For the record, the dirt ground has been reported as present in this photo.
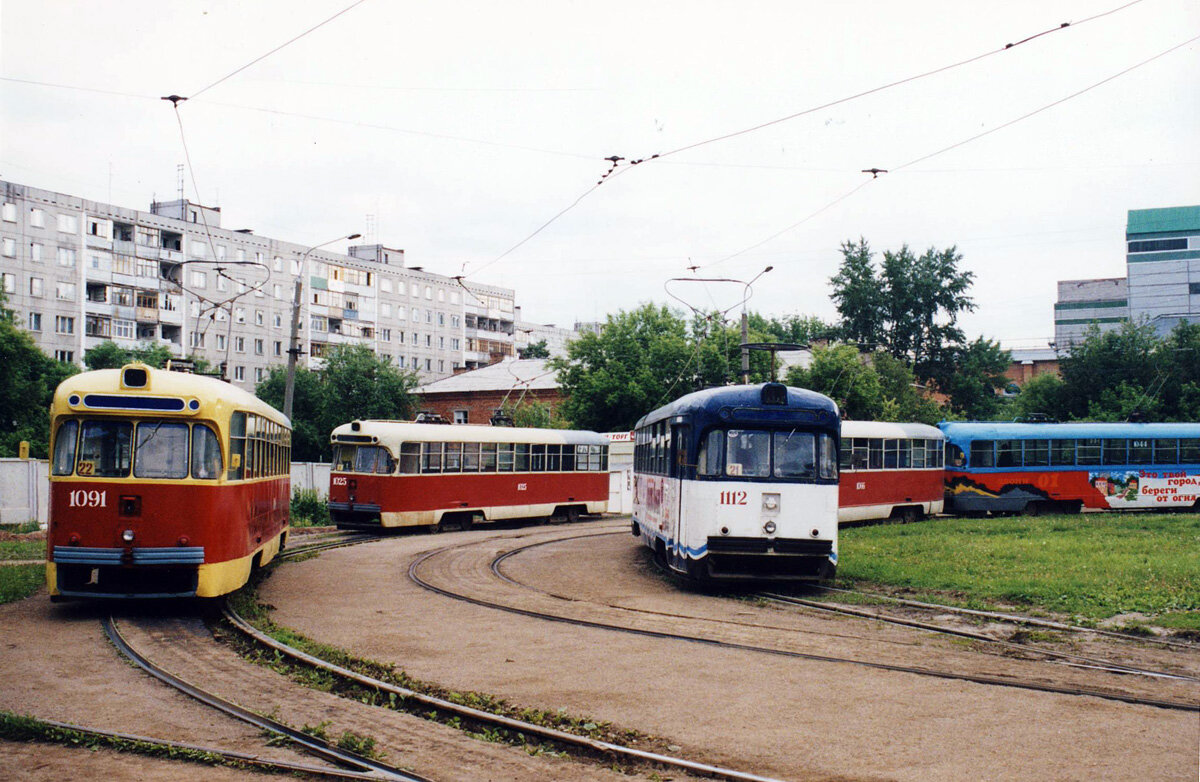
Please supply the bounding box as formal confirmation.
[3,518,1198,781]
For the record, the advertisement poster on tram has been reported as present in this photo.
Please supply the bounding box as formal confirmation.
[1089,470,1200,508]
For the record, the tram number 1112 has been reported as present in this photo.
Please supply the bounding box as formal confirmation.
[719,490,748,506]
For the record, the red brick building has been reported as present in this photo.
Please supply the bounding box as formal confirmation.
[1003,348,1061,388]
[414,358,564,424]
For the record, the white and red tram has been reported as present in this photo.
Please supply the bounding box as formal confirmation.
[328,420,609,531]
[837,420,944,524]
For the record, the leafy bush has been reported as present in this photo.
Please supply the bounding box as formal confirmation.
[290,488,330,527]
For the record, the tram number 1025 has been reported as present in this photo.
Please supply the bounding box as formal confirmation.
[718,490,748,506]
[68,489,108,508]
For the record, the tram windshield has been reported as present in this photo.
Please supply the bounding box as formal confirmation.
[701,428,836,480]
[332,444,395,474]
[52,418,224,480]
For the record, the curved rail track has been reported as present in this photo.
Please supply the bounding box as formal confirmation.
[408,526,1199,713]
[102,614,434,782]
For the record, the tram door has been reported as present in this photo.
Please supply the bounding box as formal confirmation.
[669,423,690,564]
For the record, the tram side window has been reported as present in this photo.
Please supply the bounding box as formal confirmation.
[1181,439,1200,463]
[51,420,79,476]
[229,412,246,480]
[482,442,498,471]
[1051,439,1075,466]
[547,444,561,472]
[1025,439,1049,467]
[530,443,546,471]
[515,443,530,471]
[1153,439,1178,465]
[334,445,356,471]
[868,438,883,470]
[462,442,481,472]
[882,439,898,468]
[422,442,443,473]
[946,443,965,468]
[1128,439,1152,465]
[244,414,258,479]
[1102,439,1127,466]
[726,430,770,477]
[398,442,421,473]
[838,437,854,470]
[444,442,462,473]
[969,441,994,468]
[996,440,1020,468]
[498,443,515,472]
[931,441,943,468]
[911,439,926,468]
[853,439,870,469]
[78,420,133,477]
[191,424,223,479]
[1076,438,1101,465]
[134,421,189,479]
[697,429,723,476]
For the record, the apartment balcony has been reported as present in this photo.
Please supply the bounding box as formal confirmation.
[85,234,112,250]
[135,306,159,323]
[159,248,183,263]
[84,300,115,317]
[113,239,135,256]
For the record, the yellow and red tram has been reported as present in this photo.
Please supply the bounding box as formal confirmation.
[46,363,291,599]
[328,420,609,531]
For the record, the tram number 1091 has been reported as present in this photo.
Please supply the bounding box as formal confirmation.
[68,490,108,508]
[718,490,748,506]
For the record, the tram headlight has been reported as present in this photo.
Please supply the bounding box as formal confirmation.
[121,529,135,544]
[763,520,777,535]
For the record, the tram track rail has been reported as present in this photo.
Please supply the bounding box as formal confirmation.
[102,614,433,782]
[423,528,1200,713]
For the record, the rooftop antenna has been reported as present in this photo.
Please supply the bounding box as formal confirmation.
[366,213,376,245]
[177,163,185,200]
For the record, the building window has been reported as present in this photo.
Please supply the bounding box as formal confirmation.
[88,254,102,269]
[273,283,282,299]
[57,214,78,234]
[190,332,205,348]
[452,338,460,350]
[438,336,445,349]
[425,310,432,323]
[235,336,245,353]
[113,255,134,275]
[233,365,244,381]
[397,356,405,368]
[424,286,432,300]
[55,282,76,300]
[29,277,43,297]
[1,203,15,222]
[425,334,432,347]
[234,307,245,324]
[30,243,43,262]
[311,317,326,332]
[255,310,264,326]
[1128,238,1187,253]
[88,219,108,237]
[28,312,42,331]
[255,367,264,382]
[137,258,157,277]
[424,358,432,370]
[274,340,282,356]
[381,303,391,318]
[216,244,226,260]
[190,271,207,288]
[54,350,74,363]
[1,238,15,257]
[454,410,468,424]
[29,208,45,228]
[111,287,133,306]
[114,319,134,339]
[254,338,264,355]
[55,315,75,334]
[438,360,445,372]
[57,247,76,267]
[1,273,14,294]
[274,256,282,271]
[381,328,391,342]
[135,226,157,246]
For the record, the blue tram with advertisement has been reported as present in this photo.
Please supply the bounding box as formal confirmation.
[940,421,1200,515]
[632,383,840,581]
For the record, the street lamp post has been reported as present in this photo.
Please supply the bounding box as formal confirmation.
[739,266,773,384]
[283,233,361,419]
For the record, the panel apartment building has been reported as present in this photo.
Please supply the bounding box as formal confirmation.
[1054,205,1200,347]
[0,180,521,391]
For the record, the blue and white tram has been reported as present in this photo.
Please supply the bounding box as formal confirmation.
[632,383,840,581]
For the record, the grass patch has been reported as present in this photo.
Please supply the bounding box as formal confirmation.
[0,540,44,561]
[0,711,249,772]
[0,521,41,534]
[837,513,1200,624]
[0,564,43,604]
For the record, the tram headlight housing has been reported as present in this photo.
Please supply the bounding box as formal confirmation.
[762,493,780,512]
[121,529,135,544]
[763,520,777,535]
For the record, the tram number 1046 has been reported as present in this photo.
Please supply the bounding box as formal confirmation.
[68,490,108,508]
[718,490,748,506]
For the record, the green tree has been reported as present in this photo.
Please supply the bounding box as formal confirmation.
[255,345,418,461]
[870,352,944,425]
[786,344,883,420]
[83,340,174,370]
[500,398,567,429]
[1008,372,1068,421]
[518,340,550,359]
[935,338,1011,419]
[0,294,79,457]
[256,365,328,461]
[829,238,882,347]
[750,312,838,345]
[1058,321,1159,420]
[553,304,693,431]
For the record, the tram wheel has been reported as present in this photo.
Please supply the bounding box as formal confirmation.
[1024,501,1043,517]
[896,506,920,524]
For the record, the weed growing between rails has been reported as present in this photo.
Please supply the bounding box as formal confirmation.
[219,561,669,767]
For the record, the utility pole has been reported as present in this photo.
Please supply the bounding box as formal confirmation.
[740,310,750,385]
[283,232,361,419]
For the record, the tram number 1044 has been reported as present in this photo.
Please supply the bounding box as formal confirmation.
[718,490,748,506]
[68,490,108,508]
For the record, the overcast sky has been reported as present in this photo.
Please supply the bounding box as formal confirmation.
[2,0,1197,347]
